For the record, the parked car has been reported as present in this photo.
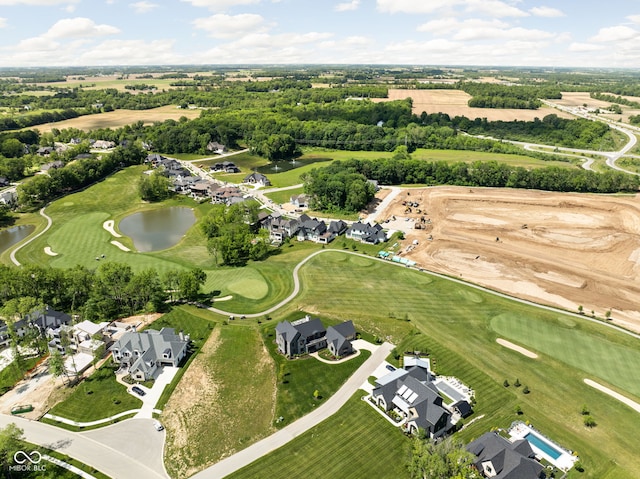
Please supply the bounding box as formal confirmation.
[385,364,396,371]
[132,386,146,396]
[154,421,164,431]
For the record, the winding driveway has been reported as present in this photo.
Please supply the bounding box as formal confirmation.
[10,207,52,266]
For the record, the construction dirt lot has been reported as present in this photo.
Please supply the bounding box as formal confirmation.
[368,186,640,334]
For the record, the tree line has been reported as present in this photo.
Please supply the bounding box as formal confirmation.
[460,82,562,109]
[0,261,207,321]
[303,157,639,212]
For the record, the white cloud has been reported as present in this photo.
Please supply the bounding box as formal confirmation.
[627,14,640,24]
[193,13,266,38]
[418,18,508,35]
[130,1,158,13]
[529,6,564,18]
[44,18,120,39]
[463,0,528,18]
[418,18,551,42]
[78,39,181,65]
[569,43,605,53]
[344,35,370,45]
[180,0,260,9]
[590,25,639,42]
[335,0,359,12]
[377,0,527,17]
[0,18,6,28]
[0,0,78,4]
[377,0,456,14]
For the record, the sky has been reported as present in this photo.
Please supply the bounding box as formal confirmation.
[0,0,640,68]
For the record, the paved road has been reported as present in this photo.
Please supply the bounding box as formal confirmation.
[0,414,166,479]
[10,206,52,266]
[191,341,394,479]
[365,186,402,223]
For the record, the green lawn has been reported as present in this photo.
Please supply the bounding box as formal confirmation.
[281,250,640,478]
[46,360,142,423]
[264,186,304,205]
[228,393,410,479]
[261,311,371,428]
[0,356,42,394]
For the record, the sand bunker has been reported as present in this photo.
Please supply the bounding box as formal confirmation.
[103,220,122,238]
[110,240,130,252]
[44,246,58,256]
[584,379,640,414]
[213,295,233,302]
[496,339,538,359]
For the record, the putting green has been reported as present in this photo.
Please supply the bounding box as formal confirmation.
[227,277,269,300]
[491,313,640,398]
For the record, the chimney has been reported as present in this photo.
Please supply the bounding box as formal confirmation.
[179,330,184,341]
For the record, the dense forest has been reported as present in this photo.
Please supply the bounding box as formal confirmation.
[460,83,562,109]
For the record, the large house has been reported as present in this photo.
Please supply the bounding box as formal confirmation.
[275,316,356,358]
[326,320,357,357]
[371,362,451,438]
[243,172,271,187]
[346,221,386,244]
[110,328,190,381]
[296,214,329,243]
[467,432,545,479]
[210,161,239,173]
[206,141,227,154]
[0,306,73,348]
[262,213,300,243]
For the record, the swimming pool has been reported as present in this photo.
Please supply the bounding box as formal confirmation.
[525,431,562,460]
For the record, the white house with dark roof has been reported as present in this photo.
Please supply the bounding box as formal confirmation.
[243,172,271,187]
[110,327,190,381]
[466,432,545,479]
[346,221,386,244]
[275,316,357,358]
[371,361,451,438]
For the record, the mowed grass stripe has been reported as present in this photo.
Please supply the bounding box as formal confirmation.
[491,314,640,398]
[228,394,408,479]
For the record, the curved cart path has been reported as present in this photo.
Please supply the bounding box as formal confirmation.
[10,207,52,266]
[207,249,640,341]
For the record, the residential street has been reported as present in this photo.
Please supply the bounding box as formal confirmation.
[0,414,167,479]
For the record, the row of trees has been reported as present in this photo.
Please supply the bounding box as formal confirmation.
[461,82,562,109]
[17,143,146,207]
[0,262,207,321]
[200,203,271,266]
[304,158,639,209]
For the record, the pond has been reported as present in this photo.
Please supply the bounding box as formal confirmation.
[0,225,35,255]
[256,157,332,174]
[119,207,196,252]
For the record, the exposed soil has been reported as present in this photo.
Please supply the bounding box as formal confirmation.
[375,186,640,333]
[373,89,574,121]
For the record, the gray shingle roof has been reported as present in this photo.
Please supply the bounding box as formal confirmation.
[467,432,544,479]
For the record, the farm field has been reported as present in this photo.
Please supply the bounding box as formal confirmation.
[551,91,640,124]
[31,105,201,133]
[369,185,640,333]
[374,89,575,121]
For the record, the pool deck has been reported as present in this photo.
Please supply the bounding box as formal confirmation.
[508,421,577,471]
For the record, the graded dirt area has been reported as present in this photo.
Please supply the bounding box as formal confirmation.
[371,186,640,333]
[33,105,201,133]
[374,89,574,121]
